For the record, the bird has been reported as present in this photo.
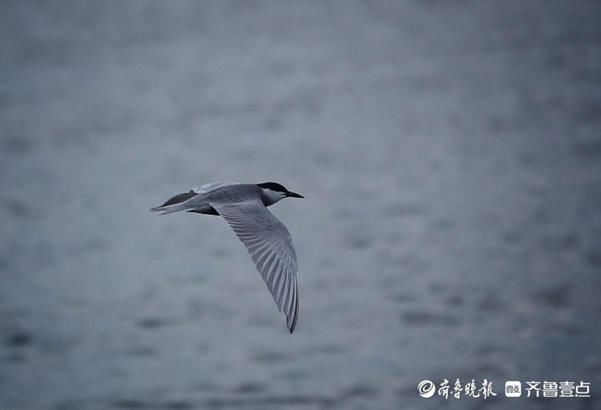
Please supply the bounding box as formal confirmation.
[151,182,304,333]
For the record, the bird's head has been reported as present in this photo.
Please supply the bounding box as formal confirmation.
[258,182,304,206]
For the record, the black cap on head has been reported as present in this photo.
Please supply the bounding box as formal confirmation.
[258,182,288,192]
[258,182,304,198]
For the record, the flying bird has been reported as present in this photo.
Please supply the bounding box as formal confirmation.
[151,182,304,333]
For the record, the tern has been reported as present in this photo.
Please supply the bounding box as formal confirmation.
[151,182,304,333]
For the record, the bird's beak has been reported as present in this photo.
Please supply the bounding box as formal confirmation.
[286,191,304,198]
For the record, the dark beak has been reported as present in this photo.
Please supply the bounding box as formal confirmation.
[286,191,304,198]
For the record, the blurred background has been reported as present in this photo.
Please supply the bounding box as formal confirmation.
[1,1,600,409]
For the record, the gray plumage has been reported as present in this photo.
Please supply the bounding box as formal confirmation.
[151,182,303,333]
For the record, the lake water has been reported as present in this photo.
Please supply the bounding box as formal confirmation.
[1,1,600,409]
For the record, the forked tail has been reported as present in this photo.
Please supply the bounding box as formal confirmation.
[150,202,189,215]
[151,190,200,215]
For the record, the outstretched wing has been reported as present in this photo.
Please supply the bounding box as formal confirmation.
[157,190,198,207]
[209,199,299,333]
[158,182,241,207]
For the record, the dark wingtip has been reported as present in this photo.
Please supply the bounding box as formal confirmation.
[151,190,198,214]
[160,191,198,207]
[287,292,299,334]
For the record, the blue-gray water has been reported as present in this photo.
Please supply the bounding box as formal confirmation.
[1,1,600,409]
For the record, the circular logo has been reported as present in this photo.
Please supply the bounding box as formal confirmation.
[417,379,436,398]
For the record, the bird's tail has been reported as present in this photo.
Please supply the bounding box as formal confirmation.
[150,202,189,215]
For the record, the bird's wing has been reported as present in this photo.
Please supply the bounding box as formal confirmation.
[156,190,198,207]
[194,181,240,195]
[209,198,299,333]
[153,182,237,209]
